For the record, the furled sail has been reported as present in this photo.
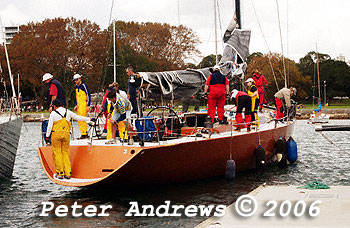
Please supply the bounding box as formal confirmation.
[140,16,251,100]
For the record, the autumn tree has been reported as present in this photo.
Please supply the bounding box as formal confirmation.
[114,21,200,70]
[6,17,107,106]
[246,53,312,101]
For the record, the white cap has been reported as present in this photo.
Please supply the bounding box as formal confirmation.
[42,73,53,82]
[213,65,220,70]
[231,89,239,99]
[245,78,254,83]
[73,74,81,80]
[291,87,297,95]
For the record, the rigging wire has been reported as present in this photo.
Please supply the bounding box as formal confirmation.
[286,0,290,86]
[249,0,280,90]
[275,0,288,88]
[177,0,181,25]
[98,0,115,92]
[216,0,224,50]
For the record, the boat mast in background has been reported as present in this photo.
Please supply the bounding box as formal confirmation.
[316,43,321,104]
[0,15,19,111]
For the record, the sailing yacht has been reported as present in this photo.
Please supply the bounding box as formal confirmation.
[309,47,330,124]
[38,0,295,187]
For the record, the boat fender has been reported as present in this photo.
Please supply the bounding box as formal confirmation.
[286,136,297,164]
[275,136,287,168]
[255,145,266,174]
[225,159,236,180]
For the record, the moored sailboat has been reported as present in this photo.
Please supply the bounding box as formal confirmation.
[38,0,296,187]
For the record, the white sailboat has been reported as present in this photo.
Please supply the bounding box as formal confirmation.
[0,16,23,178]
[309,46,329,124]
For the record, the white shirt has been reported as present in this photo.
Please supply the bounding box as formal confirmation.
[46,107,90,137]
[118,90,127,99]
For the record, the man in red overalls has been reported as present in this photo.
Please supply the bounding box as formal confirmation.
[204,65,229,124]
[231,89,252,131]
[252,69,268,112]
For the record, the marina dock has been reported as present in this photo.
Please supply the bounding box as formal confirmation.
[196,185,350,228]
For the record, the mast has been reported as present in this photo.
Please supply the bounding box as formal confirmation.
[235,0,242,28]
[214,0,218,64]
[316,44,321,103]
[0,15,18,110]
[113,20,116,83]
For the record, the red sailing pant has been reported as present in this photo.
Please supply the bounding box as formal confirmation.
[208,91,226,122]
[236,95,252,128]
[257,87,265,110]
[275,97,284,120]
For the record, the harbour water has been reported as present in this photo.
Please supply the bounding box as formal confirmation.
[1,120,349,228]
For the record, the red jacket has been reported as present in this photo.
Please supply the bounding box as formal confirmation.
[252,73,268,93]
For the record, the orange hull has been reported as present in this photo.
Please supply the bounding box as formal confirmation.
[38,122,294,187]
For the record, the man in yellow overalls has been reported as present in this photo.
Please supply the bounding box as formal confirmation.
[73,74,91,139]
[246,78,260,127]
[45,99,91,179]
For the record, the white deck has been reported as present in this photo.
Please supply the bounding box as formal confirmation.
[69,119,289,148]
[196,185,350,228]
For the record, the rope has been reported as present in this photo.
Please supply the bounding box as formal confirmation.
[250,0,280,91]
[275,0,288,88]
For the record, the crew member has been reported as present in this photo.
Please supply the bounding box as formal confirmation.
[42,73,66,113]
[126,65,142,117]
[45,99,93,180]
[274,87,297,120]
[231,89,252,131]
[103,82,128,139]
[252,70,268,112]
[204,65,229,124]
[73,74,91,139]
[246,78,259,127]
[105,91,133,144]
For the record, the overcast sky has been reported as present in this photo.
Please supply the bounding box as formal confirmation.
[1,0,350,64]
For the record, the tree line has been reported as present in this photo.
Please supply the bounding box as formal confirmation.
[0,17,349,107]
[0,17,199,106]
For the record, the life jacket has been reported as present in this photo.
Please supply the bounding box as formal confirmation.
[209,71,226,85]
[247,85,259,99]
[252,74,265,88]
[52,109,71,133]
[47,79,66,108]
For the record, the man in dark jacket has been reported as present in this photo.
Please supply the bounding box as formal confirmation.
[125,65,142,117]
[42,73,66,113]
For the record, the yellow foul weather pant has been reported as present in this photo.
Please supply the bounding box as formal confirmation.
[51,116,72,177]
[76,87,88,136]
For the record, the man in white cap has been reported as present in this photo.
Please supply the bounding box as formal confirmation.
[42,73,66,113]
[274,87,297,120]
[73,74,91,139]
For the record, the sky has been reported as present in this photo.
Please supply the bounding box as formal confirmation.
[1,0,350,64]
